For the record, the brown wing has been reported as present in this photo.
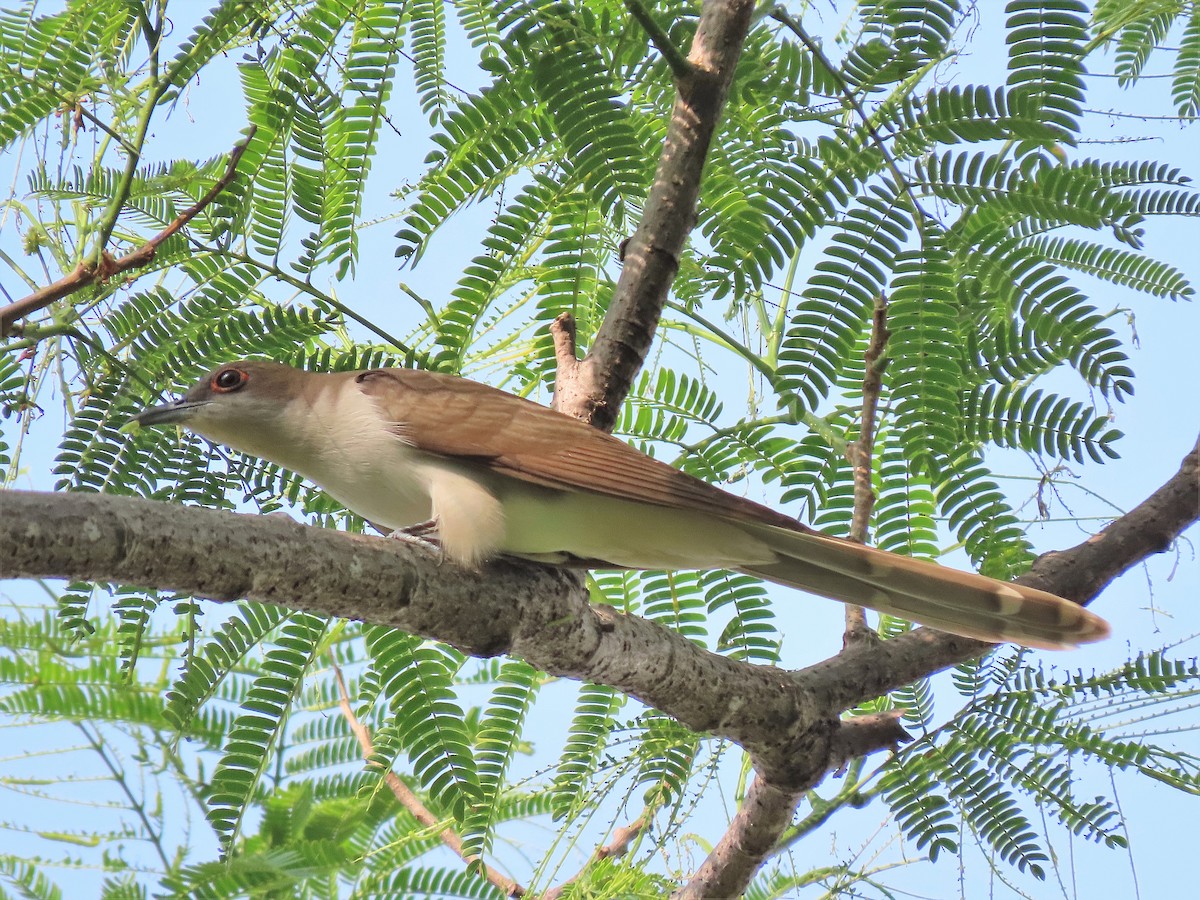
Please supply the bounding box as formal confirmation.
[355,368,804,531]
[355,368,1111,649]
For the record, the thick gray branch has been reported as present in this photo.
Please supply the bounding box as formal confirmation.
[0,490,822,775]
[675,713,908,900]
[675,777,803,900]
[2,437,1195,899]
[4,435,1196,772]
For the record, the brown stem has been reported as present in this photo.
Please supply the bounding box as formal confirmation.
[676,712,908,899]
[543,814,648,900]
[549,312,581,413]
[0,128,256,338]
[553,0,756,431]
[844,294,891,644]
[673,777,802,900]
[331,659,524,897]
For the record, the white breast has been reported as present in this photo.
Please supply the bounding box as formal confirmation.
[290,381,434,530]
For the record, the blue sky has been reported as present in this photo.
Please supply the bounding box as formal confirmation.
[1,3,1198,897]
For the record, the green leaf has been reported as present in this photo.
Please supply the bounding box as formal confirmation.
[364,626,480,822]
[205,613,331,853]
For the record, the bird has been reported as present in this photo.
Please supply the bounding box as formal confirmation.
[133,360,1110,650]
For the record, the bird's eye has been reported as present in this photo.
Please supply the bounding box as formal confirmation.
[211,368,248,393]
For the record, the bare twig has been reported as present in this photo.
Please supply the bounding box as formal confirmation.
[550,312,582,413]
[844,294,891,643]
[0,128,256,338]
[331,659,525,898]
[827,711,910,768]
[623,0,692,79]
[544,814,648,900]
[54,98,137,154]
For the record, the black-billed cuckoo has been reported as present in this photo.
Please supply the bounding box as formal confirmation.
[134,361,1109,650]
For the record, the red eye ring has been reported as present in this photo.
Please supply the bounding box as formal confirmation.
[211,368,248,393]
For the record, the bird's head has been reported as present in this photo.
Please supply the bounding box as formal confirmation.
[133,360,305,460]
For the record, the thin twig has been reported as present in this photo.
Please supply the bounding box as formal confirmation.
[770,7,932,223]
[844,294,891,643]
[331,659,525,897]
[53,97,138,154]
[623,0,692,79]
[550,312,581,413]
[0,128,256,337]
[543,814,648,900]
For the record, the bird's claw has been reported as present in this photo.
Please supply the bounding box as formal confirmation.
[387,520,444,565]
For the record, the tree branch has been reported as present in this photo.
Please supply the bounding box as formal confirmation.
[0,129,255,338]
[844,294,890,643]
[554,0,756,431]
[2,438,1195,762]
[674,776,802,900]
[801,433,1200,714]
[1,434,1196,897]
[0,489,822,775]
[677,713,908,898]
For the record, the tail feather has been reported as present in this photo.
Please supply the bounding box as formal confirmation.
[738,523,1110,650]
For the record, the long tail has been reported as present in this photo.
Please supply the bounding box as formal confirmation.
[736,523,1109,650]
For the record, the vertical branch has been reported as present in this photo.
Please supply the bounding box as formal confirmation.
[549,312,581,412]
[844,294,891,643]
[674,776,804,900]
[553,0,757,430]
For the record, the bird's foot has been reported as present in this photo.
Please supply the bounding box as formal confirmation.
[400,518,440,539]
[387,520,444,564]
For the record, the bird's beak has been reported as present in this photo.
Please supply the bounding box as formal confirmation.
[132,398,210,428]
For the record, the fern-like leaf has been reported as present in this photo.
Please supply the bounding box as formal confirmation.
[1005,0,1087,142]
[364,626,480,822]
[205,612,330,853]
[459,659,539,862]
[551,681,625,820]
